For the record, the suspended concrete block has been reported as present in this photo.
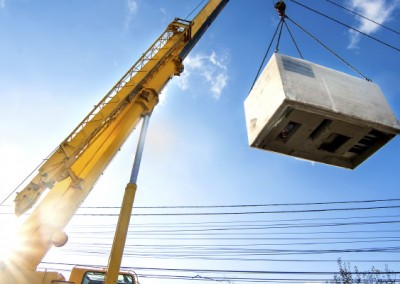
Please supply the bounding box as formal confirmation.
[244,53,400,169]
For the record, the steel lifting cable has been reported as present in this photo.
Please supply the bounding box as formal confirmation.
[251,0,372,89]
[250,17,285,91]
[185,0,207,20]
[285,15,371,81]
[275,18,285,53]
[252,0,400,88]
[0,145,61,207]
[250,1,305,91]
[283,20,303,59]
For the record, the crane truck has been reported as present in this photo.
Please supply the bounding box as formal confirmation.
[0,0,229,283]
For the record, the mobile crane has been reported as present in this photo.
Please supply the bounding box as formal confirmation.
[0,0,228,283]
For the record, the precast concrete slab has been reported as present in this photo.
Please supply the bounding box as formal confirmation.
[244,53,400,169]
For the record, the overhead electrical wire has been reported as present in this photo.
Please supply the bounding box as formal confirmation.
[38,263,400,276]
[66,220,400,233]
[288,0,400,53]
[71,213,400,225]
[37,262,400,284]
[42,258,400,266]
[41,221,400,283]
[42,255,400,266]
[63,204,400,216]
[252,0,400,85]
[70,197,400,209]
[43,207,400,268]
[67,216,400,232]
[66,234,400,241]
[53,247,400,257]
[324,0,400,36]
[62,240,400,253]
[4,4,400,283]
[53,215,400,260]
[4,202,400,216]
[39,260,400,284]
[44,201,399,275]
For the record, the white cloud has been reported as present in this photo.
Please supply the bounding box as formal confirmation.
[158,84,169,106]
[347,0,400,48]
[160,7,167,16]
[0,0,6,9]
[127,0,138,15]
[177,51,230,100]
[125,0,138,29]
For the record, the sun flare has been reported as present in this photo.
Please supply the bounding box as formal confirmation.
[0,215,23,263]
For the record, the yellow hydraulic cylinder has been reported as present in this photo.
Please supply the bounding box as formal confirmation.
[105,182,137,284]
[105,114,151,284]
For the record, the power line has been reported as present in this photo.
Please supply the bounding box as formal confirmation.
[324,0,400,36]
[65,213,400,228]
[2,198,400,210]
[288,0,400,53]
[43,253,400,264]
[39,263,400,284]
[38,262,400,276]
[54,248,400,259]
[64,242,400,251]
[78,198,400,209]
[66,235,400,241]
[62,204,400,216]
[37,263,400,284]
[66,219,400,233]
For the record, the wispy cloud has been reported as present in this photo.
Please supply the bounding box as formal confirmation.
[0,0,6,9]
[125,0,138,29]
[127,0,138,14]
[177,51,230,100]
[347,0,400,48]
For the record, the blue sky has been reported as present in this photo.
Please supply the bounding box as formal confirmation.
[0,0,400,283]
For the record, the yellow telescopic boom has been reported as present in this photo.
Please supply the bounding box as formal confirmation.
[0,0,228,283]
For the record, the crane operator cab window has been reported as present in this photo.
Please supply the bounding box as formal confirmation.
[82,271,134,284]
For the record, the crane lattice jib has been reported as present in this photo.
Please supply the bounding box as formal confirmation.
[65,19,191,147]
[14,19,191,216]
[62,19,191,161]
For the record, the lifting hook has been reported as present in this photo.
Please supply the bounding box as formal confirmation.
[274,0,286,18]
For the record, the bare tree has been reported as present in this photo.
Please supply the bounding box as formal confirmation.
[328,258,398,284]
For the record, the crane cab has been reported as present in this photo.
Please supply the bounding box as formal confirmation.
[68,266,137,284]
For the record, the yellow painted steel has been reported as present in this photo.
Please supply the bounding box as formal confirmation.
[68,266,137,284]
[0,0,228,283]
[0,270,66,284]
[104,183,137,284]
